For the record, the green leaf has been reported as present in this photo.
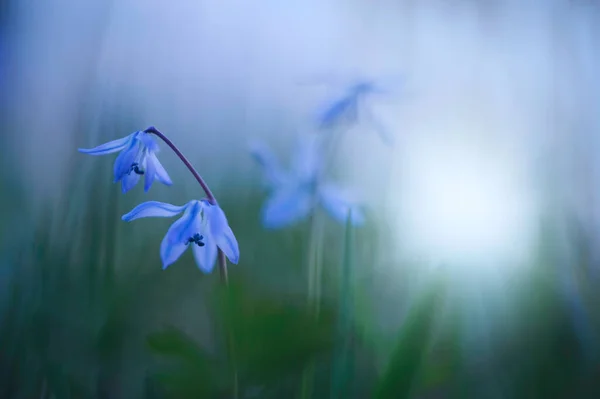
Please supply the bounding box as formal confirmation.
[147,327,217,368]
[374,275,447,399]
[330,210,356,399]
[213,280,337,385]
[151,367,224,399]
[146,327,225,397]
[416,305,463,397]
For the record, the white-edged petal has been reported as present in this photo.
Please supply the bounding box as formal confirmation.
[121,172,140,194]
[138,131,160,153]
[78,133,135,155]
[160,238,188,270]
[159,201,202,269]
[204,202,240,264]
[113,139,140,182]
[192,242,218,273]
[261,184,314,229]
[148,152,172,186]
[318,184,365,226]
[144,152,157,192]
[121,201,188,222]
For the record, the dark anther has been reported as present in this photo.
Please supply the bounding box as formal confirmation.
[185,233,205,247]
[128,162,145,175]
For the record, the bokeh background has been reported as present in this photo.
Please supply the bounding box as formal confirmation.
[2,0,600,398]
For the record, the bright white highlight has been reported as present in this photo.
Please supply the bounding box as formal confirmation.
[397,137,537,267]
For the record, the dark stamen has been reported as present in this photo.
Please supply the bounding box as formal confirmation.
[185,233,205,247]
[128,162,145,175]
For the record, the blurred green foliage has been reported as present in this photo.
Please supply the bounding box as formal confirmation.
[373,274,446,399]
[1,112,600,399]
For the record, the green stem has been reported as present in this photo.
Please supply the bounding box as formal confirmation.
[300,212,325,399]
[146,127,238,397]
[301,125,346,398]
[330,211,355,399]
[218,250,239,399]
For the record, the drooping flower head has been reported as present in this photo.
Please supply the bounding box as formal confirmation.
[122,200,239,273]
[250,135,365,229]
[79,131,172,193]
[316,78,396,145]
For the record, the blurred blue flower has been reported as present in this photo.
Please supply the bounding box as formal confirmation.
[317,80,395,145]
[248,141,290,190]
[122,200,239,273]
[78,131,172,193]
[250,136,365,229]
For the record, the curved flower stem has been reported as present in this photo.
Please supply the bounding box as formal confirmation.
[144,126,216,205]
[144,126,230,280]
[144,126,238,398]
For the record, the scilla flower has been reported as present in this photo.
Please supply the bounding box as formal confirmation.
[78,130,172,193]
[317,80,395,145]
[250,136,365,229]
[122,200,239,273]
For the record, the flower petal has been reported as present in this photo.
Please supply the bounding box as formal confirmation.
[204,202,240,264]
[148,152,172,186]
[160,237,188,270]
[318,95,358,130]
[318,184,365,226]
[138,131,160,153]
[292,134,322,183]
[261,184,314,229]
[249,140,289,189]
[192,242,218,273]
[122,201,188,222]
[121,172,140,194]
[144,153,156,192]
[78,133,135,155]
[159,201,202,269]
[113,138,140,182]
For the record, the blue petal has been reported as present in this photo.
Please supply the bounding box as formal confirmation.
[160,234,188,270]
[139,131,160,153]
[113,138,140,182]
[159,201,202,269]
[144,153,156,192]
[292,135,322,183]
[121,172,140,194]
[318,184,365,226]
[192,242,218,273]
[148,152,172,186]
[204,202,240,264]
[318,95,358,130]
[78,133,135,155]
[122,201,187,222]
[249,141,289,189]
[261,185,314,229]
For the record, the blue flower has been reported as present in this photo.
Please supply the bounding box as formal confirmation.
[78,131,172,193]
[317,80,394,145]
[248,140,290,190]
[121,200,239,273]
[251,136,365,229]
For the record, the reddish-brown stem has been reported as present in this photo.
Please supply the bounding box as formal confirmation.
[144,126,229,283]
[144,126,236,397]
[144,126,216,205]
